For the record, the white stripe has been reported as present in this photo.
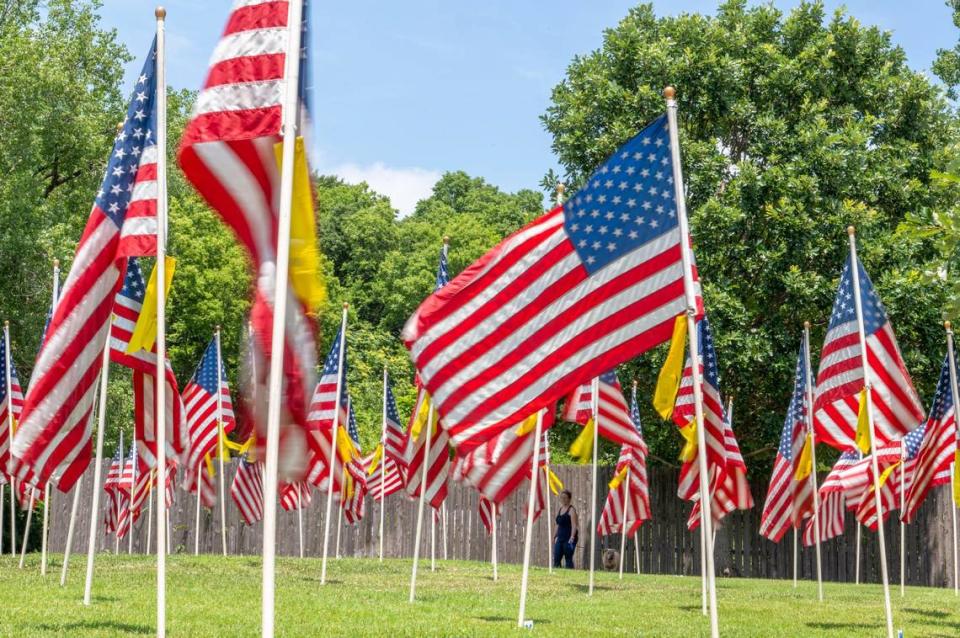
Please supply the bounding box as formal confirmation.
[194,80,283,116]
[130,180,157,203]
[209,27,287,66]
[119,216,157,239]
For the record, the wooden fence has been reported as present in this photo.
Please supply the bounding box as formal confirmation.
[40,461,959,587]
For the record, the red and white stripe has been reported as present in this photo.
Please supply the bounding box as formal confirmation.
[231,459,264,525]
[279,480,311,511]
[342,466,366,525]
[562,374,641,449]
[0,360,23,479]
[404,390,450,510]
[687,412,753,530]
[803,490,846,546]
[133,371,187,475]
[598,446,650,536]
[478,496,499,534]
[675,373,725,502]
[402,204,694,452]
[759,420,814,543]
[178,0,317,481]
[118,148,159,257]
[368,455,404,502]
[183,384,236,479]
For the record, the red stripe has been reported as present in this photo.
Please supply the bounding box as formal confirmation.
[222,1,288,36]
[206,54,285,89]
[180,108,282,148]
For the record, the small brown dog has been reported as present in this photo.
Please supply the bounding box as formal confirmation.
[602,549,619,571]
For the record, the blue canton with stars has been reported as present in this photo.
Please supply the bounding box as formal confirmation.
[322,327,349,408]
[828,256,889,336]
[563,115,678,274]
[907,353,956,460]
[697,316,721,391]
[347,397,360,446]
[385,375,401,427]
[435,246,449,291]
[95,39,157,229]
[0,334,18,402]
[190,337,225,396]
[629,381,643,437]
[118,258,146,305]
[777,336,809,461]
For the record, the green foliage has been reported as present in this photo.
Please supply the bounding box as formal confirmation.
[541,0,956,468]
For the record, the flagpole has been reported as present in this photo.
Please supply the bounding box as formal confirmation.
[491,505,499,581]
[260,0,305,630]
[215,327,227,556]
[4,322,16,557]
[0,482,4,556]
[115,431,124,555]
[18,490,35,568]
[619,468,632,579]
[128,455,136,555]
[665,86,719,638]
[847,226,894,638]
[320,304,348,584]
[408,393,433,603]
[635,530,641,574]
[792,528,798,588]
[588,376,599,596]
[37,259,61,577]
[900,439,906,598]
[430,506,436,571]
[442,501,448,561]
[335,481,343,559]
[146,477,154,554]
[295,483,303,558]
[194,461,202,555]
[802,322,824,601]
[517,409,544,627]
[82,344,111,605]
[544,433,554,574]
[944,321,960,596]
[855,521,862,585]
[379,367,388,562]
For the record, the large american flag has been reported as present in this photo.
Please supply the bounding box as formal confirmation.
[0,333,24,479]
[903,354,956,523]
[403,114,699,452]
[813,256,924,451]
[760,337,815,542]
[383,372,406,466]
[675,316,726,502]
[183,335,236,484]
[231,457,264,525]
[178,0,318,481]
[11,43,161,491]
[562,370,642,449]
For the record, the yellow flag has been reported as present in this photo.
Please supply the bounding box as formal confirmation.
[127,256,176,354]
[678,420,697,463]
[876,461,900,490]
[954,451,960,507]
[410,391,437,442]
[274,137,326,314]
[216,426,238,461]
[653,315,687,420]
[367,443,383,476]
[514,413,538,436]
[793,434,813,481]
[336,425,355,463]
[569,418,595,464]
[204,452,215,478]
[855,389,871,455]
[544,466,564,495]
[342,468,354,499]
[608,466,629,490]
[240,434,256,461]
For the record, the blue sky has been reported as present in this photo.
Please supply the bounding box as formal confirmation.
[103,1,956,214]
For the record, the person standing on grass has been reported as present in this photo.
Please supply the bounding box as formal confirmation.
[553,489,579,568]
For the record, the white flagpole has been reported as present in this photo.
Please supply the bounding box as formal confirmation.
[430,506,436,571]
[588,376,599,596]
[60,478,82,584]
[128,461,135,555]
[18,490,35,568]
[146,476,154,555]
[296,483,303,559]
[378,367,388,562]
[0,483,4,556]
[4,322,16,557]
[320,304,348,584]
[855,522,862,585]
[194,461,202,555]
[442,501,448,561]
[39,258,60,577]
[83,345,111,605]
[154,8,170,636]
[408,395,434,603]
[544,433,553,574]
[792,528,798,588]
[619,468,631,579]
[665,86,719,638]
[944,321,960,596]
[517,409,544,627]
[215,327,227,557]
[260,0,305,631]
[491,506,499,581]
[115,431,124,555]
[900,440,906,598]
[847,226,894,638]
[635,531,641,574]
[802,321,824,602]
[335,483,343,559]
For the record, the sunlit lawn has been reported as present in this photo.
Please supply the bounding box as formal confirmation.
[0,554,957,636]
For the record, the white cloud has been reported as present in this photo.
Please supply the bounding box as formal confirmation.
[329,162,441,217]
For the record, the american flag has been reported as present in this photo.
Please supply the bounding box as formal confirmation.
[903,354,956,523]
[598,445,651,537]
[305,328,348,495]
[368,454,404,502]
[562,370,642,449]
[403,388,451,510]
[12,43,161,492]
[802,451,865,545]
[183,335,236,483]
[760,337,815,542]
[856,423,928,531]
[342,402,367,525]
[382,372,406,466]
[0,333,24,479]
[403,114,699,453]
[231,457,264,525]
[478,496,499,535]
[675,316,727,502]
[178,0,318,481]
[279,480,311,512]
[116,444,138,537]
[103,443,125,534]
[813,256,924,451]
[687,405,753,530]
[189,461,217,510]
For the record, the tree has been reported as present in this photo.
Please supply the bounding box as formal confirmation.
[542,0,956,469]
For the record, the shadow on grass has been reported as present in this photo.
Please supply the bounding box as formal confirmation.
[475,616,551,625]
[568,583,614,593]
[904,608,951,619]
[807,622,882,631]
[33,621,151,634]
[678,605,703,613]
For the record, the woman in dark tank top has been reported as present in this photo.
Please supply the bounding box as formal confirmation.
[553,489,579,568]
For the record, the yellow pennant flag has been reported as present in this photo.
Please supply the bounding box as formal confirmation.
[367,443,384,476]
[336,425,355,464]
[410,392,434,442]
[793,434,813,481]
[653,315,688,420]
[342,468,354,499]
[855,389,871,455]
[514,413,538,436]
[569,417,595,464]
[954,451,960,507]
[273,137,326,314]
[240,434,256,461]
[216,426,238,461]
[204,452,215,478]
[876,461,900,490]
[127,256,176,354]
[608,466,629,490]
[678,420,698,463]
[544,466,564,495]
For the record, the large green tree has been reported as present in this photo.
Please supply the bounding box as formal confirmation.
[542,0,957,469]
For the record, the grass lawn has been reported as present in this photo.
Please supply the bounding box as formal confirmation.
[0,554,957,636]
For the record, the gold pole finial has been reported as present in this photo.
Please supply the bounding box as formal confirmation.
[803,320,811,329]
[155,6,166,18]
[847,225,856,236]
[342,302,349,310]
[443,236,450,245]
[946,320,953,331]
[663,86,676,99]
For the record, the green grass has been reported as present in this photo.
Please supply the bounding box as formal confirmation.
[0,554,957,636]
